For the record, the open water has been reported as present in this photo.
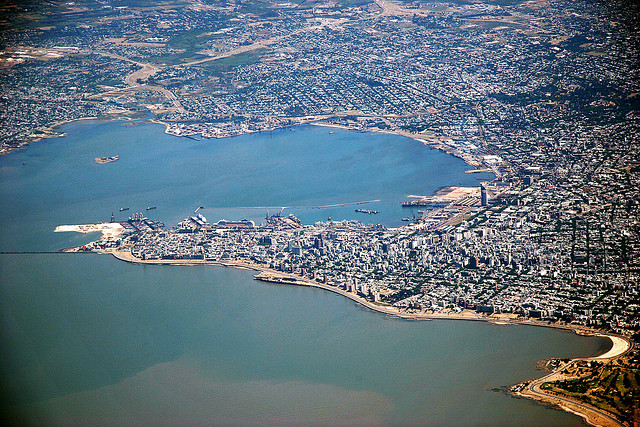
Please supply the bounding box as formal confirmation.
[0,120,607,425]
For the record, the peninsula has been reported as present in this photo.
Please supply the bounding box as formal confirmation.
[2,0,638,423]
[57,207,635,425]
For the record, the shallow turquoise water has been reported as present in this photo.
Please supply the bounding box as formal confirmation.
[0,121,604,425]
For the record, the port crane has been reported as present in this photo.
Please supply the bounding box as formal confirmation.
[194,199,380,214]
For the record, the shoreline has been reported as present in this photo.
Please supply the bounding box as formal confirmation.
[108,248,632,426]
[1,116,98,156]
[12,113,629,424]
[3,115,493,181]
[108,248,630,356]
[514,361,629,427]
[144,117,494,181]
[108,250,498,321]
[149,118,489,176]
[309,121,491,174]
[511,330,633,427]
[151,118,280,140]
[0,114,147,157]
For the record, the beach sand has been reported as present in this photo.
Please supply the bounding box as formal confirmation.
[591,335,631,360]
[55,223,125,240]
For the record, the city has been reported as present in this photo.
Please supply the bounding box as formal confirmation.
[2,0,639,424]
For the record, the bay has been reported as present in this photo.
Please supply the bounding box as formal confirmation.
[0,121,493,252]
[0,120,606,425]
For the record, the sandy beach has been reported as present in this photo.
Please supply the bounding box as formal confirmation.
[56,154,630,426]
[591,335,630,360]
[511,330,631,427]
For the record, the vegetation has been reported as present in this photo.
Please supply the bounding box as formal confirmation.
[542,355,640,424]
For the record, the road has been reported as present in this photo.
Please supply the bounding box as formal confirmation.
[178,18,348,67]
[520,334,633,427]
[86,50,186,113]
[526,364,625,427]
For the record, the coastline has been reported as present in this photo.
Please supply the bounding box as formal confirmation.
[0,116,99,156]
[0,114,149,157]
[3,114,492,181]
[151,118,277,140]
[108,248,630,354]
[514,362,629,427]
[511,330,633,427]
[109,249,505,322]
[106,248,632,426]
[12,113,629,424]
[309,121,490,173]
[106,116,491,177]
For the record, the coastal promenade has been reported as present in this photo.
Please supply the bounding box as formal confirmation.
[518,358,630,427]
[102,244,632,427]
[513,334,632,427]
[110,249,498,323]
[109,248,630,353]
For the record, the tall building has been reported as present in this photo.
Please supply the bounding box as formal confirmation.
[480,183,488,206]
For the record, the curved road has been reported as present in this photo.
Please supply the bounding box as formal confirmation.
[524,350,631,427]
[86,50,186,113]
[527,376,623,427]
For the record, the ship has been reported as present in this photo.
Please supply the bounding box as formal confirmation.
[355,209,379,214]
[146,206,157,210]
[94,155,119,165]
[119,207,130,212]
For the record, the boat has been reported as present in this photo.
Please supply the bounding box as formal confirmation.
[94,155,119,164]
[119,207,130,211]
[146,206,157,210]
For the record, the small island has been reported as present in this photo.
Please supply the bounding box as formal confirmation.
[94,155,119,164]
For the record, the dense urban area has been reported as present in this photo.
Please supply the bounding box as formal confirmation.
[5,0,636,330]
[2,0,640,423]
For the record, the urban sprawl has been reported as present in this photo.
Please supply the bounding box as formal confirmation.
[2,0,639,335]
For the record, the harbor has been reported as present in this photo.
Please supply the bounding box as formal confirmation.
[1,121,622,426]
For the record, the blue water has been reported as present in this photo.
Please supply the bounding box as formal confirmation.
[0,120,604,425]
[0,121,492,252]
